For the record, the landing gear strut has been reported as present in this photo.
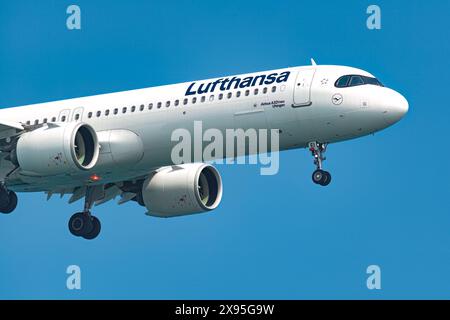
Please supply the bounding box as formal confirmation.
[309,141,332,186]
[0,184,18,214]
[68,186,101,240]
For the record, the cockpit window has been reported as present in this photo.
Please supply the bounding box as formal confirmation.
[335,75,384,88]
[349,76,364,86]
[362,76,383,86]
[335,75,350,88]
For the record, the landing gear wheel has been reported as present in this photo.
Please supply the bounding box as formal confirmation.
[0,191,18,214]
[322,171,332,186]
[68,186,103,239]
[312,170,332,186]
[68,212,93,237]
[312,169,324,185]
[82,216,101,240]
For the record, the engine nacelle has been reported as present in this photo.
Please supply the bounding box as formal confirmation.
[15,122,99,176]
[142,163,223,217]
[95,129,144,169]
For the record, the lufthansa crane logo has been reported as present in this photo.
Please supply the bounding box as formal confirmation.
[332,93,343,105]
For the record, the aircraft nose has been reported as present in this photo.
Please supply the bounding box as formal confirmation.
[383,90,409,125]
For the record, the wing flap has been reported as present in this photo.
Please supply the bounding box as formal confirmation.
[46,183,139,207]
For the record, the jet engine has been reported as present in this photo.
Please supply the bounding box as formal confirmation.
[142,163,223,217]
[13,122,99,176]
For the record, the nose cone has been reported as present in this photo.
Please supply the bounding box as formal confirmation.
[383,91,409,125]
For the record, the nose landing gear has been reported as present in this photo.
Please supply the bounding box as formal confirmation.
[309,142,332,186]
[68,186,102,240]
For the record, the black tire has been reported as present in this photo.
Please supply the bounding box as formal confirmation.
[0,191,18,214]
[321,171,332,186]
[68,212,93,237]
[312,170,332,186]
[0,189,9,205]
[83,216,101,240]
[312,170,325,185]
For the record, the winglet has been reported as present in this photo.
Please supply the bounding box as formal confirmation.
[311,58,317,66]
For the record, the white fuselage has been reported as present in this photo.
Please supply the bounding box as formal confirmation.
[0,65,408,192]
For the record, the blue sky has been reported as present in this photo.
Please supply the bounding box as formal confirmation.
[0,0,449,299]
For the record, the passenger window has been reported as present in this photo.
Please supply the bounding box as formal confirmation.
[122,107,127,114]
[157,102,162,109]
[26,120,31,125]
[62,116,67,122]
[183,98,188,105]
[131,106,136,112]
[140,104,144,111]
[227,92,232,99]
[175,99,179,106]
[51,117,56,122]
[245,90,250,96]
[166,101,170,108]
[88,112,93,118]
[96,111,101,117]
[201,96,206,103]
[209,95,214,101]
[349,76,364,86]
[254,88,259,95]
[75,114,80,120]
[236,91,241,98]
[271,86,276,93]
[34,120,39,125]
[43,118,47,123]
[219,93,223,100]
[192,97,197,104]
[105,110,110,116]
[263,87,268,94]
[148,103,153,110]
[114,108,118,115]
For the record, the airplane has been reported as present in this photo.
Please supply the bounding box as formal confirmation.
[0,62,408,239]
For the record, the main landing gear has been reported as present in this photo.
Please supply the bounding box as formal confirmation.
[68,186,101,240]
[309,141,332,186]
[0,184,18,214]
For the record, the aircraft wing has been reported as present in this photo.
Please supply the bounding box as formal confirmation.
[0,120,24,140]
